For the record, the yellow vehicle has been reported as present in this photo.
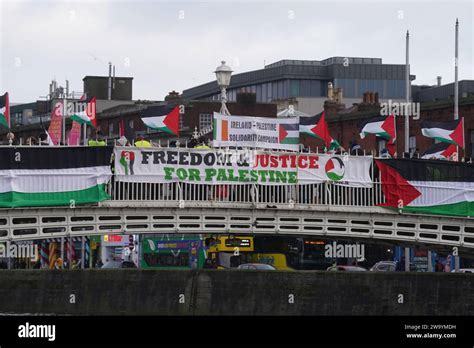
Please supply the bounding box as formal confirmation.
[251,253,294,270]
[205,235,254,269]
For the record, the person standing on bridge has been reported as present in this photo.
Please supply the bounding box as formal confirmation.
[88,131,107,146]
[134,135,152,148]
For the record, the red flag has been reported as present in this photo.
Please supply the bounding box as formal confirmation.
[163,106,180,137]
[311,112,332,148]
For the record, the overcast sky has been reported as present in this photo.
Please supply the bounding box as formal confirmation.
[1,0,473,103]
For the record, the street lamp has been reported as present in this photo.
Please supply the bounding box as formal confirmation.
[214,61,233,115]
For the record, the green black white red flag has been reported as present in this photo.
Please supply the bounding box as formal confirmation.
[421,142,457,160]
[0,146,113,208]
[70,96,97,128]
[376,158,474,217]
[421,118,464,148]
[299,111,340,150]
[141,105,180,136]
[0,92,10,129]
[360,114,396,156]
[360,114,396,140]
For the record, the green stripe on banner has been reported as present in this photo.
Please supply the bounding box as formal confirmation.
[281,137,300,145]
[0,184,110,208]
[402,201,474,218]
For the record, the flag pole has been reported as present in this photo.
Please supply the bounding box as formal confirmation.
[454,18,461,272]
[7,92,10,130]
[454,19,459,121]
[62,98,66,145]
[83,92,88,146]
[404,31,411,271]
[7,92,12,146]
[454,19,461,162]
[404,30,410,155]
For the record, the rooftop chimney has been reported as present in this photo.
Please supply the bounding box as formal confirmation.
[437,76,442,86]
[363,92,368,103]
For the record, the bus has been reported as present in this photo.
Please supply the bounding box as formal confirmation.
[205,235,255,269]
[141,235,206,269]
[141,234,296,270]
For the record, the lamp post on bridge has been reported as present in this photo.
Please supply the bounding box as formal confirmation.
[214,61,233,116]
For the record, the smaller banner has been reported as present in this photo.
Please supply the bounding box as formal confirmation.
[114,147,373,187]
[213,113,300,151]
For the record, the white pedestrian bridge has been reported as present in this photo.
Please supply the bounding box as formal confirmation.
[1,179,473,250]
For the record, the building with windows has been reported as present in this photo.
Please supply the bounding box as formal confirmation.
[412,80,474,102]
[317,88,474,159]
[95,94,277,144]
[183,57,415,115]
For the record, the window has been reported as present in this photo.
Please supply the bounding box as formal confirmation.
[378,139,387,153]
[199,113,212,130]
[290,80,300,97]
[409,136,417,154]
[108,123,114,138]
[471,130,474,157]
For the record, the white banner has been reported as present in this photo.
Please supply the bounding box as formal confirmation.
[115,147,373,187]
[212,112,300,151]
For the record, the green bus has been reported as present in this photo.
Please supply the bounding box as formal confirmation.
[141,235,206,270]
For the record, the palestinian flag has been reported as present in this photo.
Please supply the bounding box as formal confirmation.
[70,96,97,128]
[278,122,299,144]
[360,115,396,141]
[300,111,340,150]
[0,146,113,208]
[421,118,464,148]
[421,142,457,160]
[142,105,180,136]
[0,92,9,128]
[376,158,474,217]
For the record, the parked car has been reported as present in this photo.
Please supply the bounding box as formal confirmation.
[451,268,474,273]
[237,263,277,270]
[101,260,137,269]
[370,261,397,272]
[326,265,367,272]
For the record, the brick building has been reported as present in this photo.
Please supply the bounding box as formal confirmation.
[92,92,277,144]
[302,93,474,158]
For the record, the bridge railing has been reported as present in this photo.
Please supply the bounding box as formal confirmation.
[107,181,386,207]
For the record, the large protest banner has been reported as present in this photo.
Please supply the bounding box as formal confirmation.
[212,112,300,151]
[114,147,372,187]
